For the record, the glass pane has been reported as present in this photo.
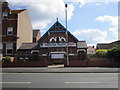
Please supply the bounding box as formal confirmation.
[7,43,13,49]
[7,49,12,54]
[7,27,13,35]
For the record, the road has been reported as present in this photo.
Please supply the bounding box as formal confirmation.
[1,73,118,88]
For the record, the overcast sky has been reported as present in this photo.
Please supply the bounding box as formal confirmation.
[6,0,119,46]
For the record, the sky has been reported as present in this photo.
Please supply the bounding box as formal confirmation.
[5,0,119,46]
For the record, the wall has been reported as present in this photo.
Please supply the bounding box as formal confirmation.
[0,1,2,54]
[2,61,47,67]
[17,10,33,49]
[64,58,117,67]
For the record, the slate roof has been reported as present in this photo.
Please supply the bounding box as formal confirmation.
[37,21,78,43]
[96,40,120,50]
[18,43,38,50]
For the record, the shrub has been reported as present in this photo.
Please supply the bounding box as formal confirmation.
[107,45,120,61]
[3,56,11,62]
[94,49,108,57]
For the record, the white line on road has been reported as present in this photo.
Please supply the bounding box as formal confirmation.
[65,82,118,84]
[0,82,32,84]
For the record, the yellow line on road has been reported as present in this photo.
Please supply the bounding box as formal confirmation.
[0,82,32,84]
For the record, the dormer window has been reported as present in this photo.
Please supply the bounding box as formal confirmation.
[3,12,8,19]
[7,27,13,36]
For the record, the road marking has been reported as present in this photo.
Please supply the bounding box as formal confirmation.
[0,82,32,84]
[65,82,118,84]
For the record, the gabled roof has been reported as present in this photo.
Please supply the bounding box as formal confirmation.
[37,21,78,43]
[48,21,66,32]
[18,43,38,50]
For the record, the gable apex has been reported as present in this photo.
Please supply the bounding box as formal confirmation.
[48,21,66,32]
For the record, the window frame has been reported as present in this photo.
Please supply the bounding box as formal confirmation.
[3,12,8,19]
[6,42,13,55]
[7,27,13,36]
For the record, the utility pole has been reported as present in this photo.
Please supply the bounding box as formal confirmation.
[65,4,69,66]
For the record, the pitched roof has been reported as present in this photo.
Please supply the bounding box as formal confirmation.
[18,43,38,50]
[87,46,95,52]
[96,43,110,49]
[37,21,78,43]
[96,40,120,50]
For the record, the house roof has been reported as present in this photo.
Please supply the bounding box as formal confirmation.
[96,40,120,50]
[87,46,95,52]
[18,43,38,50]
[10,9,26,14]
[37,21,78,43]
[33,29,40,37]
[96,43,110,49]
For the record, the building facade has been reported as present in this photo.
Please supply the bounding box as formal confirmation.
[37,20,87,64]
[0,1,2,54]
[1,2,33,56]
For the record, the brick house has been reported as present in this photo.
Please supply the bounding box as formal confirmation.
[1,2,33,56]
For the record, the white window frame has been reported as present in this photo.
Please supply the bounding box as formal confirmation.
[3,12,8,19]
[6,43,13,55]
[7,27,13,36]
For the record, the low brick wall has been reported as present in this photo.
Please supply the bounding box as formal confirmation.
[2,60,47,67]
[65,58,116,67]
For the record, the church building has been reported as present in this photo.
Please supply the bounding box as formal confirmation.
[37,20,87,64]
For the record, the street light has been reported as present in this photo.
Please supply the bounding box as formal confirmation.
[65,4,69,66]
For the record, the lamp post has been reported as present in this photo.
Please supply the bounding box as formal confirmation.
[65,4,69,66]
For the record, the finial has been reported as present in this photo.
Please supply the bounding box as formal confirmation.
[57,17,58,21]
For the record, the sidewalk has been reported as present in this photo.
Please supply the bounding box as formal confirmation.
[1,66,119,73]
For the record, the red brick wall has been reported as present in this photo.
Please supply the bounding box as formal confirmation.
[64,58,117,67]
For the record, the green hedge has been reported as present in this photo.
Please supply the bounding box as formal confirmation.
[2,56,11,62]
[89,49,108,58]
[107,45,120,61]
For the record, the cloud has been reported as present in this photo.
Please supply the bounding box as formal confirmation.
[7,0,74,29]
[73,29,108,44]
[64,0,119,7]
[95,15,118,26]
[108,27,118,38]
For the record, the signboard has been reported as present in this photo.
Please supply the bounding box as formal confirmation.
[40,43,76,48]
[51,53,64,59]
[77,42,87,48]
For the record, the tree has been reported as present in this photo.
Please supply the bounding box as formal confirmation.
[95,49,108,57]
[107,45,120,61]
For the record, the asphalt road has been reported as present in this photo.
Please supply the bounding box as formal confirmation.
[1,73,118,88]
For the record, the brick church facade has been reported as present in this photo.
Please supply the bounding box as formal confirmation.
[37,20,87,64]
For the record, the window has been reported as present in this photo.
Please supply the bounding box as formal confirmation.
[6,43,13,54]
[3,12,8,19]
[7,27,13,35]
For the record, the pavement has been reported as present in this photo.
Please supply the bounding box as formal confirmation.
[1,64,119,73]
